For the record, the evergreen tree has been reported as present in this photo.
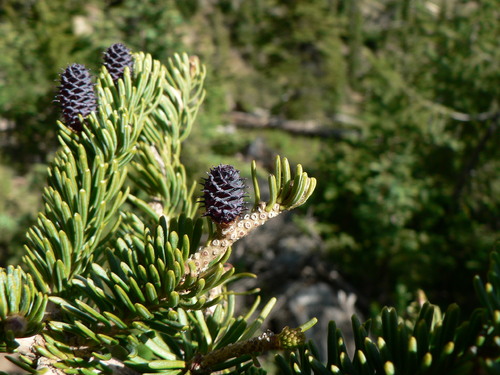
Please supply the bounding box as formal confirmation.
[0,43,497,375]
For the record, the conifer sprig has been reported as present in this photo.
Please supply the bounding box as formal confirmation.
[0,267,48,352]
[192,326,305,373]
[1,41,498,375]
[275,249,500,375]
[189,155,317,275]
[126,53,206,225]
[2,46,317,375]
[22,52,164,296]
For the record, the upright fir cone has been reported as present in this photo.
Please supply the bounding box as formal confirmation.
[201,165,247,225]
[56,64,97,132]
[103,43,134,82]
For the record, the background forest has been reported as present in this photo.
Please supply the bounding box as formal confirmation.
[0,0,498,329]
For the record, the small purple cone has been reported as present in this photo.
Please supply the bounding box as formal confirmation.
[56,64,97,132]
[201,165,248,224]
[103,43,134,82]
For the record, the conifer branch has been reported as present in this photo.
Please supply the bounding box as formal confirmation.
[189,156,316,275]
[190,326,306,374]
[3,39,495,375]
[22,51,164,296]
[275,249,500,375]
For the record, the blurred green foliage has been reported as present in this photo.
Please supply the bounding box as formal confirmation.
[311,0,499,312]
[0,0,498,317]
[0,163,45,265]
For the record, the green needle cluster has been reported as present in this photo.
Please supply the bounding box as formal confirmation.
[0,46,317,374]
[275,251,500,375]
[0,41,497,375]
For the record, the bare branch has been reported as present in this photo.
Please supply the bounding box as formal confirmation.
[228,111,362,138]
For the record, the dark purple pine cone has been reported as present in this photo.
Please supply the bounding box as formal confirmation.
[201,165,248,225]
[56,64,97,132]
[103,43,134,82]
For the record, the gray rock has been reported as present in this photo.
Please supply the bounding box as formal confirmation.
[231,210,363,359]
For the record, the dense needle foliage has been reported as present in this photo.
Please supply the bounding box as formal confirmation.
[0,4,498,373]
